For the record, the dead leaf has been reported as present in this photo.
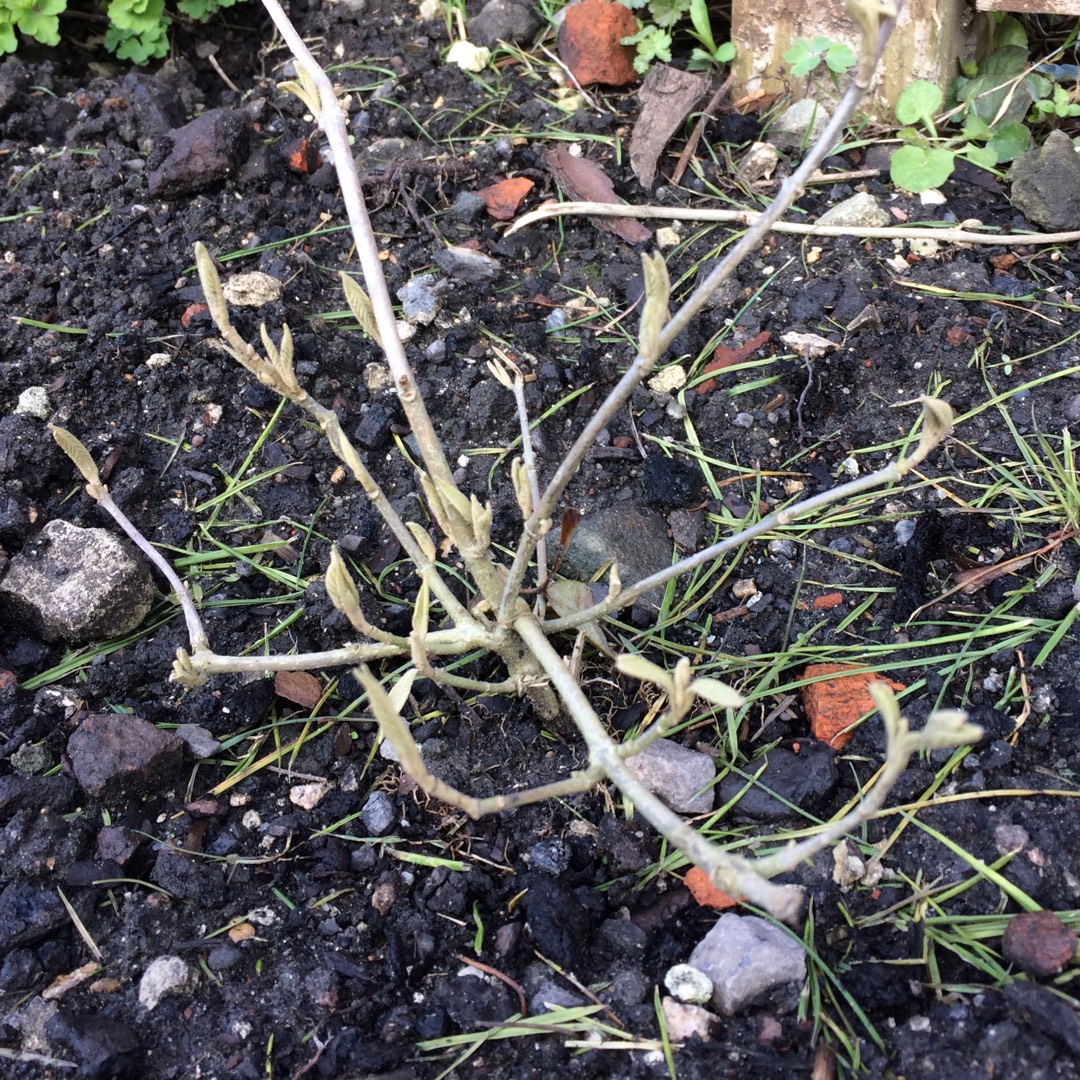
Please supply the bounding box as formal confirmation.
[43,962,103,1001]
[546,578,614,657]
[543,144,651,244]
[697,330,771,394]
[780,331,837,359]
[477,176,534,221]
[275,670,323,709]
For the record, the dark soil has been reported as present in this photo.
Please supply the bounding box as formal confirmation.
[2,4,1080,1079]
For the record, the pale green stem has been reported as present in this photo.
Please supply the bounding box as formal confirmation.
[542,433,929,633]
[259,0,457,493]
[182,623,487,680]
[513,613,805,921]
[92,489,208,654]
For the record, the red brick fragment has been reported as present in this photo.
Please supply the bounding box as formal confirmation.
[684,866,740,909]
[801,663,905,750]
[476,176,534,220]
[557,0,638,87]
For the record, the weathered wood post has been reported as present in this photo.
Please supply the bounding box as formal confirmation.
[731,0,986,115]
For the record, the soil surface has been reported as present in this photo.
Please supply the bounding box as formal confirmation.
[2,4,1080,1079]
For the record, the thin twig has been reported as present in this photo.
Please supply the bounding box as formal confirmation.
[508,200,1080,247]
[258,0,457,494]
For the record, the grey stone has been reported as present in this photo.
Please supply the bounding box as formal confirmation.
[528,838,570,876]
[0,883,67,952]
[555,504,672,614]
[175,724,220,759]
[767,538,796,559]
[529,976,586,1015]
[433,245,499,284]
[468,0,541,48]
[0,519,153,644]
[625,738,715,814]
[138,955,197,1010]
[1008,130,1080,231]
[361,790,396,836]
[717,742,837,822]
[816,191,890,229]
[769,99,830,151]
[398,274,442,325]
[448,190,486,223]
[688,913,807,1015]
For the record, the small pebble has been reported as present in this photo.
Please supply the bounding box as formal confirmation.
[361,790,396,836]
[664,963,713,1004]
[1002,910,1077,977]
[289,780,331,811]
[15,387,50,419]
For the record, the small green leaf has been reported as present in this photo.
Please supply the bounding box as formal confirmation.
[615,652,672,689]
[959,143,997,171]
[824,42,856,74]
[783,40,818,79]
[648,0,691,30]
[989,121,1030,163]
[16,9,60,45]
[688,0,715,53]
[890,144,955,192]
[960,114,992,141]
[895,79,943,127]
[687,677,743,709]
[622,25,672,74]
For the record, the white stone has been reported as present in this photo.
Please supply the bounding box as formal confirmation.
[15,386,49,419]
[139,956,197,1011]
[664,963,713,1004]
[738,141,780,183]
[446,40,491,72]
[816,191,890,229]
[222,271,284,307]
[648,365,687,393]
[290,779,332,811]
[364,362,394,393]
[661,997,716,1041]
